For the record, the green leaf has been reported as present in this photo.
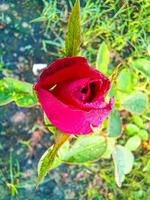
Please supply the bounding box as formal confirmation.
[102,138,116,159]
[143,160,150,172]
[96,42,109,75]
[15,94,38,107]
[0,79,14,105]
[117,69,132,92]
[0,89,13,106]
[31,16,46,23]
[125,123,139,136]
[38,142,69,174]
[132,115,145,128]
[138,129,148,141]
[44,114,57,133]
[37,147,61,176]
[112,145,134,187]
[122,92,148,114]
[65,0,81,56]
[37,142,69,185]
[63,135,107,163]
[0,78,38,107]
[37,134,70,187]
[108,84,116,98]
[125,135,141,151]
[108,110,122,137]
[131,59,150,77]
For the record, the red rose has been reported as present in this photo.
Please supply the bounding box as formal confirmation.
[34,57,114,135]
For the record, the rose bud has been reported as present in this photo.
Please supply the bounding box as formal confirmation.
[34,57,114,135]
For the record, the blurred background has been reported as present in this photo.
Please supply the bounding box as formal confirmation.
[0,0,150,199]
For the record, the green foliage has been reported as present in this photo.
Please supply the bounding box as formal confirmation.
[31,0,59,30]
[125,135,141,151]
[112,145,134,187]
[0,56,4,71]
[87,187,105,200]
[143,160,150,172]
[0,152,20,198]
[125,124,140,136]
[37,141,69,187]
[65,0,81,56]
[133,115,145,128]
[102,138,116,159]
[122,93,148,114]
[64,135,107,163]
[37,133,107,186]
[44,114,57,133]
[96,42,109,75]
[117,69,132,92]
[0,78,38,107]
[138,129,149,141]
[108,110,122,137]
[131,59,150,77]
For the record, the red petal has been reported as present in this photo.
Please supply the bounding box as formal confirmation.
[34,57,109,90]
[36,89,114,135]
[51,78,108,111]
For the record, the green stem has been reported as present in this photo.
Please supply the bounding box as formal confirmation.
[109,63,125,83]
[50,134,70,163]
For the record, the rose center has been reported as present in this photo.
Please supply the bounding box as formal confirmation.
[81,87,88,94]
[80,81,99,102]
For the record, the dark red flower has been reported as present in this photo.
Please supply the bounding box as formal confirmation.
[34,57,114,135]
